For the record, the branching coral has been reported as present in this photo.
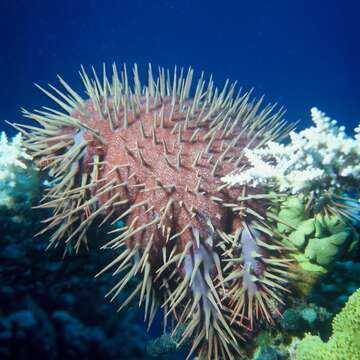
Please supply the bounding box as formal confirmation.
[222,108,360,221]
[0,131,39,212]
[0,132,31,169]
[13,64,296,359]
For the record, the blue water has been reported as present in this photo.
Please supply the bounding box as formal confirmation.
[1,0,359,135]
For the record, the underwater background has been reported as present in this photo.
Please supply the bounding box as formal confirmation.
[0,1,360,359]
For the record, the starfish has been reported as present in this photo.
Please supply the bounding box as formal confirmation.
[15,64,294,359]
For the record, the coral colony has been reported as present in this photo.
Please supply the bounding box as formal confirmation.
[0,132,39,211]
[223,107,360,206]
[11,64,360,359]
[296,288,360,359]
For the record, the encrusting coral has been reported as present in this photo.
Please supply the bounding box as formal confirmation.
[12,64,297,360]
[296,288,360,360]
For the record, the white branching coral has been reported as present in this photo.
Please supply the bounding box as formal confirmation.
[0,131,38,210]
[222,108,360,196]
[0,132,32,171]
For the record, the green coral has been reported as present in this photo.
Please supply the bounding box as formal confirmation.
[276,195,358,272]
[277,196,305,233]
[296,288,360,359]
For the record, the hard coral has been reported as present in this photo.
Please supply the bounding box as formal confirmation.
[222,108,360,222]
[296,288,360,360]
[15,64,295,359]
[275,195,358,273]
[0,131,39,212]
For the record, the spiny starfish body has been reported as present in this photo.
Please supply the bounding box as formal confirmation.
[15,64,294,359]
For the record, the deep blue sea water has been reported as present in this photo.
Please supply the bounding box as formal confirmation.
[0,1,359,359]
[0,0,359,134]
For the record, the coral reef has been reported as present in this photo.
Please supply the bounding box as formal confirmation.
[222,108,360,200]
[0,138,152,359]
[310,260,360,312]
[222,108,360,305]
[296,288,360,359]
[146,325,187,357]
[14,64,296,359]
[222,108,360,251]
[0,131,40,214]
[0,201,150,360]
[280,304,331,334]
[275,195,358,273]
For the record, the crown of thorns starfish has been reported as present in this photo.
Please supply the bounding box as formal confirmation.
[13,64,295,360]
